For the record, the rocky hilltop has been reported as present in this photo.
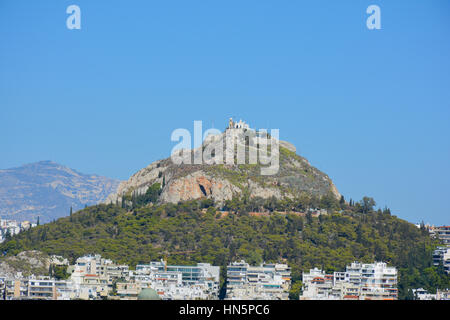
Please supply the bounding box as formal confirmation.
[0,161,120,223]
[106,120,340,206]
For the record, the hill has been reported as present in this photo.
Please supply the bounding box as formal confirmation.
[1,123,448,299]
[1,197,448,299]
[0,161,120,223]
[105,126,340,207]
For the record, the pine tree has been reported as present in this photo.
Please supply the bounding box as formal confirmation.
[132,191,136,209]
[37,216,40,226]
[5,229,11,241]
[339,195,345,209]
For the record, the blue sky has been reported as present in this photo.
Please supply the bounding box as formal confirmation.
[1,1,449,225]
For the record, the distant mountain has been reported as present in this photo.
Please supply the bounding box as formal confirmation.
[0,161,120,223]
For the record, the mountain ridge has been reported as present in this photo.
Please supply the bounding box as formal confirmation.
[0,161,120,223]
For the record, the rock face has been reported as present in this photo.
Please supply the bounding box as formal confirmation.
[159,171,241,204]
[106,127,340,206]
[0,161,120,223]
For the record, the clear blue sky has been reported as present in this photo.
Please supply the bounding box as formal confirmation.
[1,1,449,225]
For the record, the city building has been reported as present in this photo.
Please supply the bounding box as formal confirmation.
[436,289,450,300]
[1,255,221,300]
[0,218,37,243]
[430,226,450,246]
[300,262,398,300]
[133,260,220,300]
[226,260,291,300]
[412,288,437,300]
[412,288,450,301]
[0,274,76,300]
[432,246,450,275]
[69,254,129,299]
[444,250,450,275]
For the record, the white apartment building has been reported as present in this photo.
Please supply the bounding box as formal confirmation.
[0,275,75,300]
[444,250,450,275]
[0,276,5,299]
[433,246,450,275]
[2,254,222,300]
[133,260,220,300]
[301,262,398,300]
[433,246,448,266]
[412,288,450,301]
[301,268,340,300]
[226,260,291,300]
[412,288,437,300]
[436,289,450,300]
[430,226,450,246]
[0,219,37,243]
[69,254,129,299]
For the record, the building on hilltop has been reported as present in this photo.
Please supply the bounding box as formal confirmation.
[227,118,249,130]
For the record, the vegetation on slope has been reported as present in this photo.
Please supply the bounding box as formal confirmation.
[1,190,448,299]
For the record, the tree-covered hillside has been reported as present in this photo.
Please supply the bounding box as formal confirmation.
[1,192,448,299]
